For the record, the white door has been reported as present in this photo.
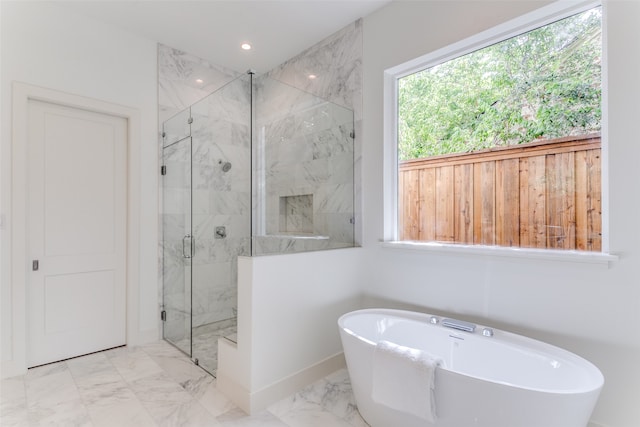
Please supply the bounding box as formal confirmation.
[27,99,127,367]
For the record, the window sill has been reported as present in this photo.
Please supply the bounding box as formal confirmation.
[381,241,618,265]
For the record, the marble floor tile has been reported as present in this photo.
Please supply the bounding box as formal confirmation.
[24,361,68,381]
[145,399,221,427]
[217,408,290,427]
[27,397,93,427]
[273,401,355,427]
[85,395,156,427]
[267,368,366,426]
[195,378,236,417]
[107,347,165,383]
[25,368,81,408]
[0,376,28,426]
[24,366,92,426]
[0,340,369,427]
[66,353,114,379]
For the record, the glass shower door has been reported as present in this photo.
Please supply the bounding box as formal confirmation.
[189,75,251,376]
[162,134,193,356]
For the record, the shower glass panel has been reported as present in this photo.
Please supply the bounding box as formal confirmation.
[252,76,355,255]
[163,107,192,147]
[161,73,355,377]
[189,75,251,376]
[161,133,192,357]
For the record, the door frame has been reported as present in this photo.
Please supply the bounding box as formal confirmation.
[4,82,142,377]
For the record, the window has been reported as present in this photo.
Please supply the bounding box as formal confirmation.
[389,4,604,254]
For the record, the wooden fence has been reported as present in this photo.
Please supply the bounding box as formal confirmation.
[398,134,601,251]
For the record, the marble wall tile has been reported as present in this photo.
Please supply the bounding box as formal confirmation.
[159,44,244,349]
[158,44,241,124]
[161,70,250,335]
[264,20,363,246]
[253,31,360,250]
[266,20,362,113]
[158,15,362,368]
[280,194,314,233]
[189,76,250,328]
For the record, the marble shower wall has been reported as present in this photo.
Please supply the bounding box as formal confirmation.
[158,17,363,325]
[252,76,355,255]
[161,138,192,345]
[158,44,241,124]
[190,77,251,328]
[159,44,242,336]
[265,19,363,247]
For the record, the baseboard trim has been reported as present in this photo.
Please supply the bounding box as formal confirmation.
[1,359,27,379]
[218,352,346,414]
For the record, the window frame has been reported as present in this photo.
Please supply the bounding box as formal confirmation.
[382,0,616,264]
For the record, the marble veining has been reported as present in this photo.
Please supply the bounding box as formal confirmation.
[0,341,368,427]
[253,76,355,253]
[160,74,251,366]
[157,16,362,381]
[264,19,363,248]
[158,44,241,124]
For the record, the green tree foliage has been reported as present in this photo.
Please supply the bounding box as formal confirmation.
[398,7,601,160]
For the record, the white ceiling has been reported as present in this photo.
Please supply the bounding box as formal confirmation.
[58,0,392,74]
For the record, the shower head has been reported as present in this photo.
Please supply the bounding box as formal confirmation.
[220,160,232,172]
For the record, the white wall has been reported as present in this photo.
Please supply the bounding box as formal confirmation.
[1,2,159,375]
[218,248,364,413]
[361,1,640,426]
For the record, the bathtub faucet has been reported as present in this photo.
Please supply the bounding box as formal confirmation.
[442,318,476,333]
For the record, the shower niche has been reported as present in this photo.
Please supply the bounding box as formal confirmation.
[279,194,314,234]
[161,73,355,376]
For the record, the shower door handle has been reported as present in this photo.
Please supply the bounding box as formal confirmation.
[182,234,193,259]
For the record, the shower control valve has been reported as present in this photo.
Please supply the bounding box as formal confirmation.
[215,226,227,239]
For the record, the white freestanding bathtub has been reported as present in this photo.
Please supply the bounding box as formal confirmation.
[338,309,603,427]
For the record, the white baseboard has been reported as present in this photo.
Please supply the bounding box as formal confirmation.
[217,371,252,413]
[218,352,346,414]
[1,359,27,379]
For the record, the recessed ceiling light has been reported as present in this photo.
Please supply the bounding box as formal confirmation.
[241,43,252,50]
[308,74,317,80]
[195,79,203,84]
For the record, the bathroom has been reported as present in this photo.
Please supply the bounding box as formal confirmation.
[2,1,640,427]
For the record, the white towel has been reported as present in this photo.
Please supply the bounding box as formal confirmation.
[371,340,442,423]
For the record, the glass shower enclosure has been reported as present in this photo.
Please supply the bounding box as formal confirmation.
[161,72,354,376]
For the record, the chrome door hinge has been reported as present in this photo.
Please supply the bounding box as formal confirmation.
[160,165,167,176]
[187,117,193,125]
[160,310,166,321]
[32,260,39,271]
